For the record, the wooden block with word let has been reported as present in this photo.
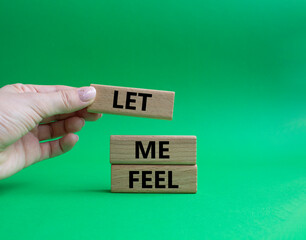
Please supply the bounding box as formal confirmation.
[87,84,175,120]
[111,165,197,193]
[110,135,196,165]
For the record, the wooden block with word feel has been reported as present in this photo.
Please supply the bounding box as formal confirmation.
[110,135,196,165]
[87,84,175,120]
[111,165,197,193]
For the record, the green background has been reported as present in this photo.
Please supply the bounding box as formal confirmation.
[0,0,306,239]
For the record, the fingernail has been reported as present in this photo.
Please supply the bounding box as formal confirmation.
[78,87,96,102]
[80,118,86,127]
[75,135,80,142]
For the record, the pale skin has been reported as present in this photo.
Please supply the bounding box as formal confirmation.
[0,84,101,180]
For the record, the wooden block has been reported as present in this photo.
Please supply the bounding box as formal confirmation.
[110,135,196,165]
[111,165,197,193]
[87,84,175,120]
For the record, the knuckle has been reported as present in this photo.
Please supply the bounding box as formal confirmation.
[59,90,73,111]
[1,84,38,93]
[1,84,22,92]
[10,83,26,92]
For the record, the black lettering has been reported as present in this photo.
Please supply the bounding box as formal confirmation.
[125,92,137,110]
[113,90,124,109]
[135,141,155,159]
[155,171,166,188]
[129,171,139,188]
[138,93,152,111]
[168,171,179,188]
[142,171,152,188]
[159,141,170,159]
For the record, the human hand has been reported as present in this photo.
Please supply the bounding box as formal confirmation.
[0,84,101,180]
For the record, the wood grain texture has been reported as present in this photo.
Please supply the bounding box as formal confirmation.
[87,84,175,120]
[111,165,197,193]
[110,135,197,165]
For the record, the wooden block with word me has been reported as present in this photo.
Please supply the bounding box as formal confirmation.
[111,165,197,193]
[110,135,196,165]
[87,84,175,120]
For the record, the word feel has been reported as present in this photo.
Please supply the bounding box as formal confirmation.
[129,171,179,189]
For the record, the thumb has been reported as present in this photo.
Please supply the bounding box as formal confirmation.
[36,86,97,117]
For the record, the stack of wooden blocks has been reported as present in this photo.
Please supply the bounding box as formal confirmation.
[110,135,197,193]
[88,84,197,193]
